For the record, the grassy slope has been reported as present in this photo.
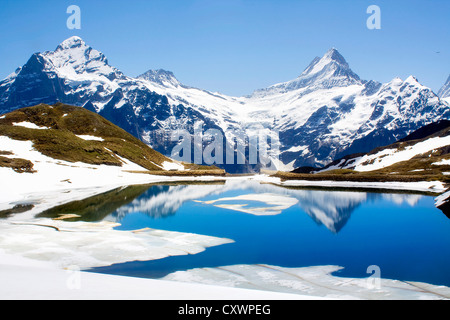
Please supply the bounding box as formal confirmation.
[277,123,450,185]
[0,103,220,173]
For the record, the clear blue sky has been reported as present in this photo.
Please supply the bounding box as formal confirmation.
[0,0,448,96]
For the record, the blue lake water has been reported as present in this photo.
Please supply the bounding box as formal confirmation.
[42,180,450,287]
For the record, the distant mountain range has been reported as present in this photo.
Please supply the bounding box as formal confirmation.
[1,37,449,172]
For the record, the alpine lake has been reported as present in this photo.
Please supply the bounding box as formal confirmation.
[36,179,450,288]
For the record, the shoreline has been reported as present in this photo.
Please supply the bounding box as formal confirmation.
[1,172,449,300]
[2,173,447,219]
[0,251,314,300]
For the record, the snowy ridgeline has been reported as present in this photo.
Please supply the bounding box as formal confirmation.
[1,37,449,170]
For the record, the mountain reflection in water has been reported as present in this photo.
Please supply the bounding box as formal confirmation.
[38,180,427,233]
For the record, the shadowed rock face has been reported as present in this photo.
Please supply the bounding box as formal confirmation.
[437,201,450,219]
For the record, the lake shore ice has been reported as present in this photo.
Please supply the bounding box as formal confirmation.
[274,177,447,193]
[0,250,311,300]
[0,218,234,269]
[163,264,450,300]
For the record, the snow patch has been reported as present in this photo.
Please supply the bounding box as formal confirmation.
[432,159,450,166]
[12,122,49,130]
[75,134,104,142]
[162,161,184,171]
[286,145,307,153]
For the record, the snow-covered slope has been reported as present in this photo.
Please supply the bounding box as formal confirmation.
[351,135,450,172]
[0,103,193,201]
[136,68,246,142]
[0,103,230,216]
[316,120,450,173]
[0,37,448,172]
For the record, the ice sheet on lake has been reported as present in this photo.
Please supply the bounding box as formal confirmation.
[0,218,233,269]
[163,264,450,300]
[278,178,446,193]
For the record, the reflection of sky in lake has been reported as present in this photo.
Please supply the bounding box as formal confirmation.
[79,180,450,286]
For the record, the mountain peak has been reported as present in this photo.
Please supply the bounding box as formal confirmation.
[324,47,347,63]
[405,75,419,84]
[251,48,361,97]
[55,36,87,51]
[41,36,114,77]
[301,47,351,77]
[138,69,181,87]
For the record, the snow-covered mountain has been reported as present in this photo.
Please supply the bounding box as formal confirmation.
[251,48,362,98]
[0,37,448,172]
[438,75,450,101]
[0,37,226,166]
